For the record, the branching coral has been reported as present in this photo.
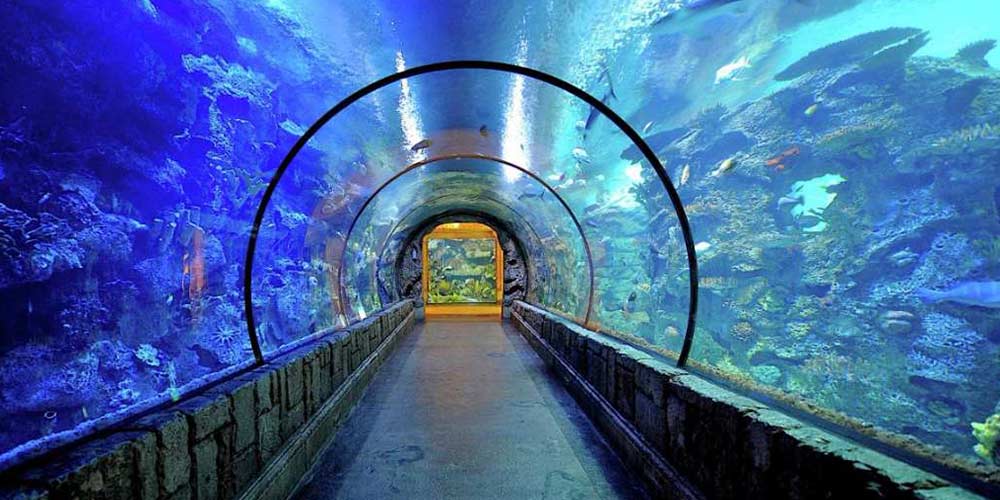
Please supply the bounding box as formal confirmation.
[870,232,983,304]
[867,188,957,257]
[134,344,160,367]
[906,313,984,385]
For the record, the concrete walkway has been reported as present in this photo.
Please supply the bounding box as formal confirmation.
[294,320,646,499]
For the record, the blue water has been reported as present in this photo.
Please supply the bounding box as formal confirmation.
[0,0,998,480]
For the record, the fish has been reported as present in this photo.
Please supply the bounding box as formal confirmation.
[572,147,591,165]
[804,103,820,117]
[410,139,433,152]
[710,157,736,177]
[680,164,691,186]
[479,125,489,137]
[917,281,1000,308]
[585,220,600,228]
[651,0,745,36]
[642,121,654,133]
[694,241,712,253]
[518,189,546,200]
[715,56,751,84]
[584,68,618,130]
[620,127,692,161]
[766,146,801,169]
[623,290,638,313]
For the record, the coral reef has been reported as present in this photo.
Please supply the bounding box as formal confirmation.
[907,313,984,386]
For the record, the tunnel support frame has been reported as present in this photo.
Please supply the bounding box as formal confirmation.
[244,60,699,367]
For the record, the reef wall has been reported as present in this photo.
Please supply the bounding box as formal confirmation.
[0,301,415,500]
[511,301,990,499]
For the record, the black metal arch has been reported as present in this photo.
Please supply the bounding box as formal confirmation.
[336,155,596,325]
[244,60,700,368]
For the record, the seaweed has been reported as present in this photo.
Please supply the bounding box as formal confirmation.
[774,27,924,81]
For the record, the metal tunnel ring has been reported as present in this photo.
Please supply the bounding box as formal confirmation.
[243,60,700,368]
[337,154,597,325]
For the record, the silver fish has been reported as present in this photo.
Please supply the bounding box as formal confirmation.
[917,281,1000,308]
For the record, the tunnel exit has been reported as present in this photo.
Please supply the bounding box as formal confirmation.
[422,222,503,319]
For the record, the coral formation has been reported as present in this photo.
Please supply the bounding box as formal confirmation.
[972,413,1000,465]
[907,313,984,386]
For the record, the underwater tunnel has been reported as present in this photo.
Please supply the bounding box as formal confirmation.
[1,1,1000,499]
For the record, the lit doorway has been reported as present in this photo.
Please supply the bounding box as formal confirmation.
[422,222,503,319]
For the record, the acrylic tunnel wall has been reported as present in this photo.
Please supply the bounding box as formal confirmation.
[1,0,1000,492]
[247,66,693,351]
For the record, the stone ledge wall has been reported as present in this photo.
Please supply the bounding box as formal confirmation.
[511,301,979,500]
[0,300,415,500]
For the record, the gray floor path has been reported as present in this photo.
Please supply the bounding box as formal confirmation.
[294,320,647,500]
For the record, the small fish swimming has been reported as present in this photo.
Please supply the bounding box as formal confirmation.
[804,103,820,117]
[694,241,712,253]
[572,147,591,165]
[715,55,751,84]
[624,290,637,313]
[680,164,691,186]
[479,125,489,137]
[917,281,1000,308]
[518,189,546,200]
[710,157,736,177]
[411,139,432,152]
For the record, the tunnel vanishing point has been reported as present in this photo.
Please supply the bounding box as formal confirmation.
[2,2,1000,499]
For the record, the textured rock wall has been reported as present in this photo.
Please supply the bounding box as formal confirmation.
[511,301,983,500]
[395,218,528,307]
[0,300,415,500]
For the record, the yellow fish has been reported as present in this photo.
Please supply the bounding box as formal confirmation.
[804,103,819,117]
[710,157,736,177]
